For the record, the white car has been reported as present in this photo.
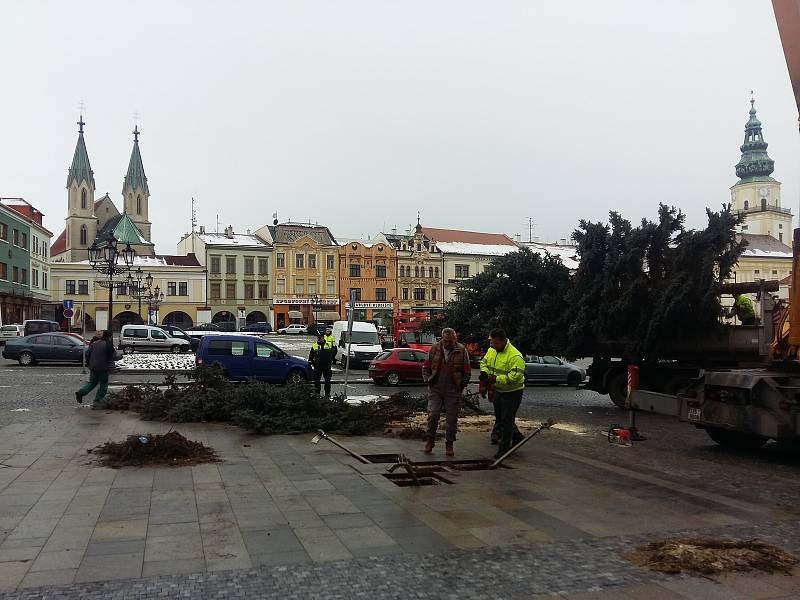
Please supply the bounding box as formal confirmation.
[119,325,192,354]
[278,323,308,335]
[0,324,25,344]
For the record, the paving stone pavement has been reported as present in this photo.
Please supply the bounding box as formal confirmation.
[1,407,799,598]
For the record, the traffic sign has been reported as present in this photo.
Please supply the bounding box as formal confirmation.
[63,308,74,319]
[62,299,74,309]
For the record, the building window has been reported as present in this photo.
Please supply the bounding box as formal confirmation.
[416,243,421,252]
[349,288,362,301]
[350,263,361,277]
[21,233,27,249]
[376,288,386,301]
[435,266,439,278]
[12,266,18,283]
[742,225,748,230]
[428,267,434,278]
[754,269,760,275]
[226,282,236,299]
[308,279,317,294]
[210,255,221,274]
[296,279,305,294]
[258,283,269,298]
[81,189,87,209]
[244,257,254,275]
[431,288,437,301]
[414,266,420,278]
[32,236,38,255]
[296,254,304,269]
[225,256,236,274]
[327,255,335,270]
[13,229,19,246]
[78,279,88,295]
[455,265,470,278]
[744,200,749,210]
[402,288,409,300]
[244,283,254,299]
[0,223,7,241]
[326,279,335,295]
[167,282,177,296]
[276,278,285,294]
[115,282,128,296]
[32,269,38,287]
[308,254,317,269]
[414,288,425,300]
[780,233,784,243]
[65,279,76,294]
[376,265,386,278]
[773,270,779,275]
[399,266,405,277]
[20,269,27,284]
[258,258,269,275]
[276,253,285,268]
[0,262,6,280]
[179,282,188,296]
[42,272,48,289]
[136,195,141,214]
[210,283,221,299]
[779,223,783,229]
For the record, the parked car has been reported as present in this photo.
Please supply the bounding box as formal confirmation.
[0,324,25,344]
[157,325,200,351]
[277,323,308,335]
[368,348,429,386]
[307,322,327,336]
[195,334,311,383]
[524,355,586,386]
[191,323,222,332]
[215,321,237,332]
[2,333,86,365]
[119,325,191,354]
[23,320,60,337]
[241,322,273,334]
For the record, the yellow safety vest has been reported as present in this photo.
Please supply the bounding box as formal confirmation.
[479,340,526,393]
[312,340,333,351]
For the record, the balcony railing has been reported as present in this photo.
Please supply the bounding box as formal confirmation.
[737,205,792,216]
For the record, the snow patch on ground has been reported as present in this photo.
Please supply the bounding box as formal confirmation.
[343,394,384,405]
[115,353,196,371]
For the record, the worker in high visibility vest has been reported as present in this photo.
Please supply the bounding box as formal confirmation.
[309,333,335,397]
[479,328,526,459]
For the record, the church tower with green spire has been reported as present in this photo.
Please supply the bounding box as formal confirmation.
[122,126,152,242]
[729,100,792,244]
[64,115,98,261]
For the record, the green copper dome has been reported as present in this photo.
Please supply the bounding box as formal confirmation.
[734,100,774,180]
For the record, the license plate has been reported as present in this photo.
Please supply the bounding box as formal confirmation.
[687,407,701,422]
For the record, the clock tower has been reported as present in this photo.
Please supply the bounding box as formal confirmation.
[730,100,792,244]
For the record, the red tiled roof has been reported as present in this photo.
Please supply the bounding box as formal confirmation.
[780,273,792,285]
[421,227,517,246]
[51,229,66,256]
[159,253,201,266]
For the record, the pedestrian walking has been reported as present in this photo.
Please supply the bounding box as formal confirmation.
[422,327,471,456]
[76,330,115,406]
[309,333,335,397]
[479,328,526,459]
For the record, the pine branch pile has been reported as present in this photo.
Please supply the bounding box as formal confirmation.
[102,364,484,436]
[89,431,220,468]
[625,538,798,575]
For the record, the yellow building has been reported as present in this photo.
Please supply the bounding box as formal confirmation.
[270,222,340,329]
[381,223,443,314]
[337,239,397,325]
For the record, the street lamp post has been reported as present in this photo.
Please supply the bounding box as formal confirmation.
[146,286,165,325]
[88,237,135,331]
[310,293,320,328]
[125,268,154,324]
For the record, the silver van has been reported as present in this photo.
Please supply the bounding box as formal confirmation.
[119,325,191,354]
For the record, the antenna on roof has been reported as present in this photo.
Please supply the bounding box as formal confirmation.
[526,217,535,243]
[216,214,219,233]
[191,197,197,233]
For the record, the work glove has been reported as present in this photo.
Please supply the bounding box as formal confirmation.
[478,380,488,398]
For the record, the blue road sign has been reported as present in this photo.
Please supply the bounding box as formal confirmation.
[62,299,74,309]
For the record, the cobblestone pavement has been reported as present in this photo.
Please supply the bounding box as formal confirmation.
[2,357,800,598]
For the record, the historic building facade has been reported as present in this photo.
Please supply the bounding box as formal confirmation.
[728,101,793,287]
[381,223,443,314]
[270,222,340,329]
[337,239,397,326]
[177,225,273,328]
[0,202,33,323]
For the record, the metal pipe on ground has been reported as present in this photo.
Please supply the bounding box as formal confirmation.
[489,419,555,469]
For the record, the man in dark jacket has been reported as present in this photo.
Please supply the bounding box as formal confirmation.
[309,333,336,397]
[76,330,115,406]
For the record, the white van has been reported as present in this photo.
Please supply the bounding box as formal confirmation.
[330,321,382,367]
[119,325,191,354]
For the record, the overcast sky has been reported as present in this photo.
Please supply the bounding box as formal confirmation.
[2,1,799,252]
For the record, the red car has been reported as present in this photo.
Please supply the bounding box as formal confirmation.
[368,348,429,386]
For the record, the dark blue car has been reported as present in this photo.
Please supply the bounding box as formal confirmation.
[195,334,311,383]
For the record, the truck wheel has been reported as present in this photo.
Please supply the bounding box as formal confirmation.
[705,427,768,451]
[607,371,628,409]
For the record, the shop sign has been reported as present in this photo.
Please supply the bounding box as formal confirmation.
[273,297,340,305]
[345,302,393,309]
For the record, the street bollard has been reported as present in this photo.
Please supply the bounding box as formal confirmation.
[626,364,646,441]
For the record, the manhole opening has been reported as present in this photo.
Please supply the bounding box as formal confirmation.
[383,473,454,487]
[361,453,402,463]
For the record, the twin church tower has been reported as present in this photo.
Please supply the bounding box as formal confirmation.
[52,117,155,262]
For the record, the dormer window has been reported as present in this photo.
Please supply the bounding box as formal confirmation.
[743,200,749,210]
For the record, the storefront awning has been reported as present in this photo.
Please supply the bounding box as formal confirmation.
[288,310,303,319]
[315,311,341,321]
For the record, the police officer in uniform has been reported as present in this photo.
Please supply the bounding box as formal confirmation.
[309,333,336,397]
